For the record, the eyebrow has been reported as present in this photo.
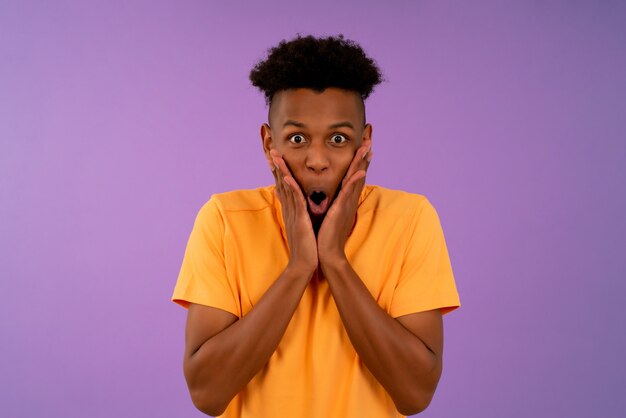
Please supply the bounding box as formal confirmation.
[282,119,355,130]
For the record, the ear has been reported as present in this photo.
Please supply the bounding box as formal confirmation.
[260,123,273,162]
[361,123,373,149]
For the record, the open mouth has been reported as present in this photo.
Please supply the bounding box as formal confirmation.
[307,190,330,216]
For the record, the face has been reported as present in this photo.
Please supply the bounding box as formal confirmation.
[261,87,373,220]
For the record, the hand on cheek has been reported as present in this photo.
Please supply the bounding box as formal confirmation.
[269,149,318,276]
[317,143,372,265]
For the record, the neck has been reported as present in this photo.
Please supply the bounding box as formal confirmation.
[311,214,324,236]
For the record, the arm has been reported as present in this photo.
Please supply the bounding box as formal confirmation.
[313,141,448,414]
[320,257,443,416]
[185,150,319,416]
[184,265,313,416]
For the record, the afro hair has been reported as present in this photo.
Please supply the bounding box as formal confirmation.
[249,34,385,111]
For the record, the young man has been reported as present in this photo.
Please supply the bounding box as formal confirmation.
[171,34,461,417]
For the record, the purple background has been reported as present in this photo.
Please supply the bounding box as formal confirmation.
[1,1,625,417]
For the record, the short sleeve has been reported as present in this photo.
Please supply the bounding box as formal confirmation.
[389,198,461,318]
[171,197,241,317]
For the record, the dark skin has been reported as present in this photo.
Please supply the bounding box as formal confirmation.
[182,87,444,416]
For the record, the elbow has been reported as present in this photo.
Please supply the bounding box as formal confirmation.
[185,363,229,417]
[397,353,440,415]
[395,387,435,416]
[185,359,229,416]
[190,388,228,417]
[396,398,430,416]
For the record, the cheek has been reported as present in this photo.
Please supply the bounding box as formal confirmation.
[334,151,356,170]
[282,153,305,175]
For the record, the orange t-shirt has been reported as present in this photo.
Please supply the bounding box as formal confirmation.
[172,184,461,418]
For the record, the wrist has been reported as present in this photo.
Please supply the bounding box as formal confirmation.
[285,261,316,281]
[318,252,349,270]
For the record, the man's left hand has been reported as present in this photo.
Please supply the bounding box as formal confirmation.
[317,143,372,265]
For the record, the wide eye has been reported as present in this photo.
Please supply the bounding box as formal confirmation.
[288,134,307,144]
[330,134,348,144]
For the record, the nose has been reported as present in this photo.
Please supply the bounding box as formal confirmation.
[305,143,330,173]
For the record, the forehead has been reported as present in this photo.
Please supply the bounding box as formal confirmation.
[270,88,362,127]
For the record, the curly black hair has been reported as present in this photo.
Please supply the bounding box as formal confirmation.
[249,34,385,124]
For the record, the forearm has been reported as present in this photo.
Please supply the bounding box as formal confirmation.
[186,265,313,415]
[320,257,438,414]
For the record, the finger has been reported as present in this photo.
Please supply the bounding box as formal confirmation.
[267,155,277,173]
[341,169,367,206]
[271,158,292,215]
[269,157,280,190]
[346,169,367,191]
[273,154,306,211]
[269,149,285,170]
[272,153,294,180]
[344,146,367,184]
[285,176,304,214]
[350,149,371,191]
[272,151,308,202]
[269,152,287,191]
[271,155,298,215]
[274,172,291,217]
[284,175,307,216]
[332,168,366,211]
[270,158,285,198]
[363,150,373,173]
[282,176,299,220]
[269,149,282,174]
[342,144,370,188]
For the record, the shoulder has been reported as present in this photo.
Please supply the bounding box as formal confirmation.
[199,185,276,215]
[361,184,432,215]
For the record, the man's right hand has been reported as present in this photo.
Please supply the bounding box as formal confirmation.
[269,149,318,278]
